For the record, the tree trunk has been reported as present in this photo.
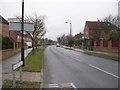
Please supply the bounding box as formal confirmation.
[35,40,37,49]
[32,32,35,54]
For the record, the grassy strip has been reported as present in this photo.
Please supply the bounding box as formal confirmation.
[2,80,40,89]
[22,46,46,72]
[84,52,119,61]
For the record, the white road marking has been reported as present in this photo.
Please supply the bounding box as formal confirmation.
[71,57,82,62]
[56,47,119,79]
[89,64,120,79]
[70,83,77,88]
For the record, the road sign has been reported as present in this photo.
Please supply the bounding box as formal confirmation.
[12,61,23,70]
[12,61,23,88]
[9,22,34,32]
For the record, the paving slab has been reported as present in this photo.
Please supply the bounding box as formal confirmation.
[3,71,41,82]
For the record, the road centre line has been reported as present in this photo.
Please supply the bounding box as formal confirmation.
[71,57,82,62]
[56,47,119,79]
[89,64,120,79]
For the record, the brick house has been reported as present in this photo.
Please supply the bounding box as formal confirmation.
[0,16,9,37]
[1,16,32,49]
[73,32,83,40]
[83,20,120,53]
[84,20,118,40]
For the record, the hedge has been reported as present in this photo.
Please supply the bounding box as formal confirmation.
[0,35,13,50]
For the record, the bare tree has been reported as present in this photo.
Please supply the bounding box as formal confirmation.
[15,13,46,54]
[26,13,46,54]
[101,15,119,27]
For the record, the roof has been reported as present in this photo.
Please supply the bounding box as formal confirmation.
[86,21,118,31]
[0,16,9,24]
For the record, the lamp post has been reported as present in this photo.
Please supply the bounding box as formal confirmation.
[65,22,72,48]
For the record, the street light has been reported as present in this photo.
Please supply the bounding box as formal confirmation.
[21,0,24,66]
[65,22,72,48]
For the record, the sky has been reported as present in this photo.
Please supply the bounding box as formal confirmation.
[0,0,119,41]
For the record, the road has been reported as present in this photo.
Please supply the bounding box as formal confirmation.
[43,45,119,88]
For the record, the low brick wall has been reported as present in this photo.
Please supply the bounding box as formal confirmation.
[94,40,120,54]
[2,48,21,60]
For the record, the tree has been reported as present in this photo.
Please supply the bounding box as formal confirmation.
[15,13,46,54]
[101,15,119,27]
[107,30,120,40]
[26,14,46,53]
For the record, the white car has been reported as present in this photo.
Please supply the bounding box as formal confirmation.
[56,43,60,47]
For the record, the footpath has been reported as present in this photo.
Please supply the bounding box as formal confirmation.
[62,45,118,56]
[2,48,41,84]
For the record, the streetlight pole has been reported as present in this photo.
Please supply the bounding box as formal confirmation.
[65,22,72,48]
[21,0,24,66]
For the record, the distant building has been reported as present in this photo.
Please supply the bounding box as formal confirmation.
[73,32,83,40]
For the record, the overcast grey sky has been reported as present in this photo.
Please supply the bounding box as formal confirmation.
[0,0,119,41]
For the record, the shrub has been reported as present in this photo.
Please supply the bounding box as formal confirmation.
[2,36,13,50]
[74,39,82,46]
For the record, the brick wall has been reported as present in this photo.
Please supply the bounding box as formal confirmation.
[2,23,9,37]
[84,24,89,39]
[2,48,21,60]
[9,31,17,42]
[94,40,119,54]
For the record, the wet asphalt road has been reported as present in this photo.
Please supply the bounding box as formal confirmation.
[43,45,119,88]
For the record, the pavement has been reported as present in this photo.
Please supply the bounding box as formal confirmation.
[3,71,41,82]
[2,48,41,86]
[62,45,118,56]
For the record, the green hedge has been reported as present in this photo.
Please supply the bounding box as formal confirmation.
[1,35,13,50]
[74,39,82,46]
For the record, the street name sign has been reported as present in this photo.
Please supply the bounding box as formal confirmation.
[12,61,23,70]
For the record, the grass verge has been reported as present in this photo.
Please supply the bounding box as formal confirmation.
[2,80,40,89]
[84,52,119,61]
[21,46,46,72]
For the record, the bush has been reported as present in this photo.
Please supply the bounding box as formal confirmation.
[107,30,120,40]
[2,36,13,50]
[74,39,82,46]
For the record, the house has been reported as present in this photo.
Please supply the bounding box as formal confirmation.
[0,16,9,37]
[0,16,32,49]
[84,20,118,40]
[83,20,120,53]
[73,32,83,40]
